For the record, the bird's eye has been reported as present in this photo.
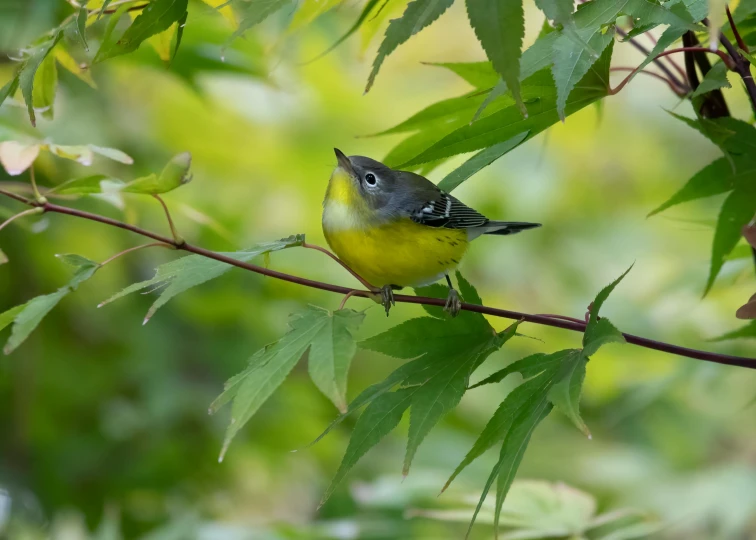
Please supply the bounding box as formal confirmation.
[365,173,377,186]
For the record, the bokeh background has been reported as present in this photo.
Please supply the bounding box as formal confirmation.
[1,0,755,538]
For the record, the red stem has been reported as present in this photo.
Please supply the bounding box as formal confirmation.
[0,189,752,369]
[726,6,749,53]
[610,67,687,95]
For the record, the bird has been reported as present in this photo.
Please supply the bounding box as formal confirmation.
[322,149,541,316]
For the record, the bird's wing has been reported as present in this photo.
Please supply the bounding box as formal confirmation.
[410,190,489,229]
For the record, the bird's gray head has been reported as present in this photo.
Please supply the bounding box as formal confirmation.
[333,148,400,210]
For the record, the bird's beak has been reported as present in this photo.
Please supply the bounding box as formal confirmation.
[334,148,354,175]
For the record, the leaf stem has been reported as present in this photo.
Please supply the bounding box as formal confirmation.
[655,47,737,70]
[153,194,184,245]
[29,167,46,204]
[339,290,360,310]
[0,192,752,368]
[719,33,756,116]
[99,242,174,267]
[615,27,689,91]
[0,207,43,233]
[726,6,749,53]
[610,67,687,95]
[302,242,377,291]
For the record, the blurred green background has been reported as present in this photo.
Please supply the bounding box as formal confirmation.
[0,0,755,538]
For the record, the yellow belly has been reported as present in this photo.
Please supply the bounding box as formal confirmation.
[323,219,468,287]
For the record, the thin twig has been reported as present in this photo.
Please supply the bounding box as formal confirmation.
[29,168,44,203]
[153,194,184,245]
[339,290,360,310]
[720,34,756,116]
[0,208,42,233]
[536,313,588,325]
[726,6,749,53]
[0,188,32,205]
[610,67,687,95]
[302,242,377,291]
[609,46,737,95]
[615,27,689,91]
[99,242,174,267]
[655,47,736,69]
[1,192,752,369]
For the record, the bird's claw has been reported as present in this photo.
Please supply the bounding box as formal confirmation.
[444,288,462,318]
[380,285,395,316]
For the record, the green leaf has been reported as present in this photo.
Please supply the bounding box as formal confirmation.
[2,254,99,354]
[691,61,732,98]
[171,11,188,64]
[582,264,629,356]
[668,113,756,159]
[491,398,553,536]
[444,362,557,491]
[373,92,487,137]
[122,152,192,194]
[710,320,756,341]
[18,30,64,126]
[212,307,340,460]
[99,235,305,322]
[547,349,589,437]
[586,264,632,329]
[0,248,7,265]
[536,0,595,58]
[427,61,501,89]
[308,308,366,412]
[323,277,520,487]
[49,175,124,195]
[96,3,132,60]
[0,76,20,109]
[31,51,57,121]
[437,131,529,192]
[648,157,741,216]
[320,388,415,504]
[705,186,756,295]
[76,6,89,51]
[98,0,114,19]
[306,0,382,62]
[0,305,25,333]
[582,317,624,357]
[88,145,134,164]
[228,0,292,44]
[95,0,189,62]
[365,0,454,92]
[465,0,526,116]
[552,27,615,121]
[471,0,695,120]
[399,44,612,167]
[306,357,432,448]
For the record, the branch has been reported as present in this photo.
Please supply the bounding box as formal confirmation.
[720,34,756,116]
[726,6,749,52]
[1,191,753,369]
[99,242,174,267]
[615,27,689,92]
[610,67,687,95]
[610,46,738,95]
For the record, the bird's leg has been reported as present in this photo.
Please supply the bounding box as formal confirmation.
[380,284,395,316]
[444,274,462,318]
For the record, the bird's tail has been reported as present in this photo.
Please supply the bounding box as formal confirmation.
[482,221,541,236]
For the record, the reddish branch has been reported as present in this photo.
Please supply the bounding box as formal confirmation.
[610,67,687,95]
[611,46,738,95]
[0,188,753,369]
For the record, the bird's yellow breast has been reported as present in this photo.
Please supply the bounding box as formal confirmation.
[322,169,468,287]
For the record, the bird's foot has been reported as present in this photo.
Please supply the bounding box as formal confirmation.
[444,288,462,318]
[380,284,395,316]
